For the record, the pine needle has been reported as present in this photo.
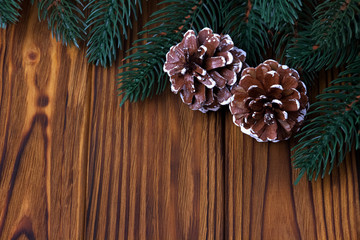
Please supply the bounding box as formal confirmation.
[293,56,360,184]
[286,0,360,74]
[37,0,86,48]
[0,0,22,28]
[223,0,270,66]
[85,0,141,67]
[255,0,302,29]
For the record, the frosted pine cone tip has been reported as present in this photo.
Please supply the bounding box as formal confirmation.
[164,28,246,113]
[229,59,309,142]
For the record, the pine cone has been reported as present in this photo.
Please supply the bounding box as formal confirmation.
[163,28,246,113]
[229,60,309,142]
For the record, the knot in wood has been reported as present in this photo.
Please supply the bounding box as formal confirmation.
[25,49,40,65]
[37,95,49,107]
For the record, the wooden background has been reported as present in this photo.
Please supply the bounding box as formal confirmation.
[0,1,359,239]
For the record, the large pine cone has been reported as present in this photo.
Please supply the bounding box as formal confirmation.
[163,28,246,113]
[229,60,309,142]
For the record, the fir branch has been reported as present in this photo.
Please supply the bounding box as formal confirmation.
[117,0,226,106]
[292,56,360,184]
[255,0,302,29]
[271,0,317,83]
[312,0,360,48]
[37,0,85,48]
[0,0,22,28]
[286,0,360,73]
[272,0,315,61]
[85,0,141,67]
[223,0,270,65]
[288,33,360,74]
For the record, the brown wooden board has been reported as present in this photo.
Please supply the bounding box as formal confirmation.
[225,69,360,239]
[0,1,359,239]
[0,2,89,239]
[84,3,224,238]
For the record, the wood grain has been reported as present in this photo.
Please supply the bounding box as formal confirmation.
[0,2,89,239]
[84,2,224,239]
[0,1,359,240]
[85,78,224,239]
[225,68,360,239]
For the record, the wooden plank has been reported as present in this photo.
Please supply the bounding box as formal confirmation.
[85,84,225,240]
[84,1,224,239]
[1,1,359,239]
[0,2,90,239]
[225,68,360,239]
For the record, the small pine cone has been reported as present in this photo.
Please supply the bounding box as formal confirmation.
[229,60,309,142]
[163,28,246,113]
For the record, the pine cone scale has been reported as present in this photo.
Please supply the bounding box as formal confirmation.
[216,87,232,105]
[281,75,299,89]
[262,123,277,141]
[198,28,212,43]
[219,68,237,85]
[203,35,220,56]
[205,56,226,70]
[275,110,287,121]
[216,51,233,64]
[209,71,226,88]
[180,89,193,104]
[193,63,206,76]
[199,74,216,88]
[247,86,266,98]
[252,117,266,132]
[170,75,183,93]
[239,75,263,91]
[268,86,283,99]
[278,119,291,132]
[249,100,263,111]
[263,71,280,88]
[218,35,234,52]
[283,89,301,101]
[282,99,300,112]
[190,83,206,109]
[183,31,198,54]
[299,94,308,108]
[184,74,195,92]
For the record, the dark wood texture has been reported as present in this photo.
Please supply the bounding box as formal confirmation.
[225,68,360,240]
[0,1,359,239]
[0,2,89,239]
